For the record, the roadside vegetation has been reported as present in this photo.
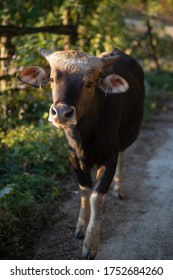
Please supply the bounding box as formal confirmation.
[0,0,173,259]
[144,71,173,119]
[0,109,70,259]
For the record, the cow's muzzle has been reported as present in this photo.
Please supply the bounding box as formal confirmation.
[48,103,77,127]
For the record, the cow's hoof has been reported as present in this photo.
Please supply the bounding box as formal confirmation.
[74,230,85,240]
[113,189,125,200]
[82,246,97,260]
[118,191,125,200]
[74,225,85,239]
[82,223,99,259]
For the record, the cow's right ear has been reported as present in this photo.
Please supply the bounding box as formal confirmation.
[18,66,51,88]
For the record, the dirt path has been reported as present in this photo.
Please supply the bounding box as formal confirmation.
[35,105,173,260]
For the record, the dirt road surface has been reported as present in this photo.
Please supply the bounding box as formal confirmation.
[35,104,173,260]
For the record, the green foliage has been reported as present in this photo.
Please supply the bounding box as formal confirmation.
[0,122,69,191]
[1,123,69,177]
[144,71,173,118]
[80,1,128,55]
[0,0,61,26]
[1,0,173,68]
[145,71,172,94]
[0,122,70,259]
[0,87,50,130]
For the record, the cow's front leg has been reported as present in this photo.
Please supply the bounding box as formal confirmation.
[75,185,92,239]
[74,170,92,239]
[82,191,105,259]
[83,155,118,259]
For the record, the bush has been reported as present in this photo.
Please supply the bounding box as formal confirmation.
[0,122,70,259]
[144,71,173,118]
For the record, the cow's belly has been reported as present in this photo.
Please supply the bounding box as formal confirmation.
[119,114,143,151]
[119,127,141,151]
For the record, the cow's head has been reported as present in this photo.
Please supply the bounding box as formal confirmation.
[18,48,129,128]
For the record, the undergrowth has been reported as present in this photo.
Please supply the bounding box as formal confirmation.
[0,122,70,259]
[144,71,173,119]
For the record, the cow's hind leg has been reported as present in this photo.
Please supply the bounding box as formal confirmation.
[112,151,125,200]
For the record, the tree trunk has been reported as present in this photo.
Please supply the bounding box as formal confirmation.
[0,35,15,91]
[62,8,78,50]
[146,19,160,72]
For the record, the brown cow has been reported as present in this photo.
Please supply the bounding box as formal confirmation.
[18,47,145,259]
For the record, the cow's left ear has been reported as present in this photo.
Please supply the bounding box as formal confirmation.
[99,74,129,94]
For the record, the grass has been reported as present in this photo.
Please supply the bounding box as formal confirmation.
[0,122,71,259]
[144,70,173,119]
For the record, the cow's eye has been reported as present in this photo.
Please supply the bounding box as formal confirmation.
[85,81,93,88]
[50,78,54,82]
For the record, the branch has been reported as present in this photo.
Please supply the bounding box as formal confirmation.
[146,19,160,72]
[0,74,12,81]
[0,25,77,36]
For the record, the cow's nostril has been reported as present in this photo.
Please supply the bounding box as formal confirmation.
[50,104,76,124]
[51,106,57,116]
[64,109,74,119]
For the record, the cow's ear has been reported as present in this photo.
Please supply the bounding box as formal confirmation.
[18,66,51,88]
[99,74,129,94]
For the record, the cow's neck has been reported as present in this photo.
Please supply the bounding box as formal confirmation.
[64,125,86,170]
[64,93,101,165]
[64,112,93,154]
[64,125,82,152]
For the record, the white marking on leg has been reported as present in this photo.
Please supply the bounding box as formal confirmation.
[83,191,106,258]
[75,185,91,238]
